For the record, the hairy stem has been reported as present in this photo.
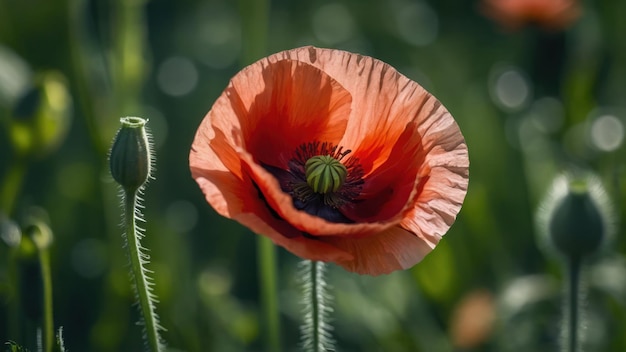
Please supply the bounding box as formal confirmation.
[300,260,333,352]
[123,190,163,352]
[565,256,581,352]
[310,261,321,351]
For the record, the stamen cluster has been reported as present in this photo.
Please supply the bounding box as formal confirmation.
[265,141,364,223]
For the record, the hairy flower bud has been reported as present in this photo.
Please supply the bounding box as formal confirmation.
[109,117,153,192]
[537,173,615,259]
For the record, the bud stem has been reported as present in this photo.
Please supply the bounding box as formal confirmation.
[300,260,334,352]
[39,245,53,352]
[565,256,581,352]
[123,190,164,352]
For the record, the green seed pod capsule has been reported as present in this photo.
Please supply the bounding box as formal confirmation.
[537,173,615,260]
[109,117,152,192]
[305,155,348,194]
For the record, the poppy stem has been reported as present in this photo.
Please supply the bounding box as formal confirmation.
[237,0,269,65]
[38,243,54,352]
[300,260,334,352]
[256,236,281,352]
[564,256,581,352]
[122,190,164,352]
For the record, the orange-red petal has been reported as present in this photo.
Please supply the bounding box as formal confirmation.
[221,57,352,168]
[324,226,434,275]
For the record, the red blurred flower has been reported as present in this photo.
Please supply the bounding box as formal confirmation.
[189,46,469,275]
[481,0,581,31]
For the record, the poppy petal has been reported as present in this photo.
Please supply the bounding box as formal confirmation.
[219,57,352,169]
[273,46,435,173]
[401,121,470,248]
[342,121,424,223]
[325,226,433,275]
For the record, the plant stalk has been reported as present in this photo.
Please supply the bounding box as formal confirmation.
[566,256,581,352]
[38,247,54,352]
[300,260,333,352]
[256,236,281,352]
[309,261,321,351]
[0,158,26,216]
[124,190,163,352]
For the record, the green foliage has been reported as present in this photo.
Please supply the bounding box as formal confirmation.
[1,0,625,351]
[4,341,29,352]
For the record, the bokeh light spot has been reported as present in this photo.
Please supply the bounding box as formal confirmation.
[0,45,32,106]
[157,57,198,97]
[0,216,21,247]
[196,11,241,69]
[396,2,438,46]
[590,115,624,152]
[490,66,531,111]
[198,267,232,297]
[312,4,356,45]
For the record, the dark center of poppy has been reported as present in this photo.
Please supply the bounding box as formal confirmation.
[263,141,364,223]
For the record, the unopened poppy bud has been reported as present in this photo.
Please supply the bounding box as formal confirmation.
[305,155,347,194]
[24,220,53,251]
[8,71,72,158]
[109,117,153,192]
[537,174,615,259]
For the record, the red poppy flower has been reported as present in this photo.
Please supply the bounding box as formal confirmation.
[481,0,581,31]
[189,46,469,275]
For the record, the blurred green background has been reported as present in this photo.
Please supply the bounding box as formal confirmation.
[1,0,625,351]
